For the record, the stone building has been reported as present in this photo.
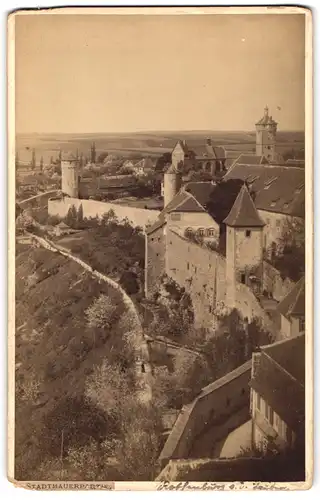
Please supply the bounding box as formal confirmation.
[250,333,305,452]
[145,157,304,328]
[171,138,226,176]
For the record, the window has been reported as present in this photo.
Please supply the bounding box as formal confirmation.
[207,228,216,237]
[299,318,305,331]
[194,267,197,274]
[209,305,212,313]
[276,220,281,228]
[241,273,246,284]
[187,262,190,270]
[245,230,251,238]
[186,227,193,235]
[269,407,274,426]
[198,228,205,237]
[256,393,261,410]
[264,401,269,420]
[241,388,246,396]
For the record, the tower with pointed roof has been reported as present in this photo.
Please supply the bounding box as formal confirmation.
[61,153,79,198]
[224,183,265,308]
[163,164,182,207]
[255,106,277,161]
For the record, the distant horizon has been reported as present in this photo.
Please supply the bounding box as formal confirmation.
[16,128,305,137]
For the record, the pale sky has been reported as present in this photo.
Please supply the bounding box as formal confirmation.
[15,13,305,134]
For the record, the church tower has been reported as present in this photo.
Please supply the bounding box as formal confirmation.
[224,184,265,308]
[255,106,277,161]
[163,164,182,207]
[61,153,79,198]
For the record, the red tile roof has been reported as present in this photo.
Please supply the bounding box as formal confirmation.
[223,183,265,227]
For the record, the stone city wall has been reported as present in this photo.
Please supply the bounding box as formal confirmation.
[48,197,160,228]
[166,229,226,329]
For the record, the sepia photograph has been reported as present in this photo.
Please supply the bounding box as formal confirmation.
[8,6,312,490]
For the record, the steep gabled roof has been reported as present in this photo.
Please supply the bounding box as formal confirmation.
[145,190,189,234]
[223,183,265,227]
[277,276,305,319]
[171,195,206,213]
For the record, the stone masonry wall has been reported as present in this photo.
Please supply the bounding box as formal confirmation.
[166,229,226,329]
[48,197,160,228]
[262,260,295,303]
[145,225,166,298]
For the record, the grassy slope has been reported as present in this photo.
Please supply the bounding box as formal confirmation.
[15,244,126,479]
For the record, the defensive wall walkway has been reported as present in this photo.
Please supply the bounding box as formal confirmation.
[24,231,153,404]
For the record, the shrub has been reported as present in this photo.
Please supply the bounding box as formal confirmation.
[85,295,119,330]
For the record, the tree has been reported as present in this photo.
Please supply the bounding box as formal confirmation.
[85,361,132,416]
[97,152,109,164]
[85,295,119,330]
[31,148,36,170]
[65,205,78,227]
[206,178,244,225]
[76,204,84,228]
[90,142,96,164]
[272,217,305,281]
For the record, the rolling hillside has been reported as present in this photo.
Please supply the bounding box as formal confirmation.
[15,244,131,480]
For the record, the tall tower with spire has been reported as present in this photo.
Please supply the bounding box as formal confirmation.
[255,106,278,161]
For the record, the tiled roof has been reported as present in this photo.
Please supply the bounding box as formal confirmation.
[223,164,305,217]
[262,333,305,385]
[146,190,189,234]
[276,276,305,319]
[223,183,265,227]
[183,182,216,208]
[234,154,268,166]
[171,195,206,213]
[250,334,305,431]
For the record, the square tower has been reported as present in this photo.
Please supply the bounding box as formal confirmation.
[224,184,265,308]
[256,106,278,162]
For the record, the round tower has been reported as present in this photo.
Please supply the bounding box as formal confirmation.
[61,153,79,198]
[163,164,182,207]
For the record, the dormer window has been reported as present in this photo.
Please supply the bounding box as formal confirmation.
[198,228,205,237]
